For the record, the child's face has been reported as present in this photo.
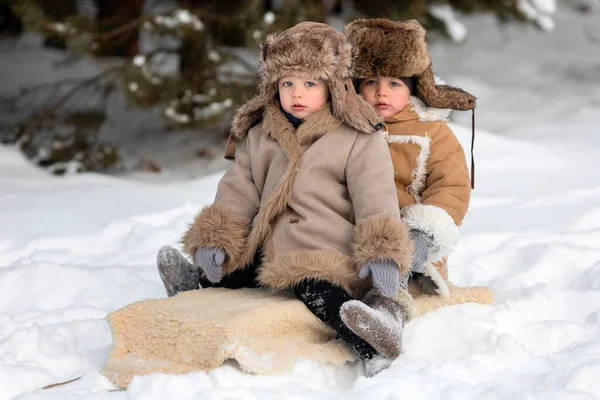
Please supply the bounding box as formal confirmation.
[359,77,411,119]
[278,76,329,119]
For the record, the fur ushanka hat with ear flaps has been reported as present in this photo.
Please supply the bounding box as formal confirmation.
[344,18,476,110]
[344,18,478,187]
[224,21,381,159]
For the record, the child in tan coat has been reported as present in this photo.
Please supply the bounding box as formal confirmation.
[156,22,414,376]
[346,18,476,298]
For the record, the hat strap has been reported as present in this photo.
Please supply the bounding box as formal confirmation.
[224,134,237,160]
[470,109,475,190]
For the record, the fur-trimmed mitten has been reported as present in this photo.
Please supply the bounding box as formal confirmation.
[157,246,201,297]
[194,247,225,283]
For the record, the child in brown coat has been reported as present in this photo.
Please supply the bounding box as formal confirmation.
[346,18,476,298]
[156,21,414,376]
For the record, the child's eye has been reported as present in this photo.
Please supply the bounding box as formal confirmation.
[305,81,315,87]
[282,81,292,87]
[365,80,376,86]
[390,81,400,87]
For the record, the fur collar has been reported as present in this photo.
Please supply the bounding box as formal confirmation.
[261,103,342,146]
[408,96,451,122]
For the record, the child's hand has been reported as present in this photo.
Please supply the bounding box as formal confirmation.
[409,229,436,272]
[194,247,225,283]
[359,259,399,296]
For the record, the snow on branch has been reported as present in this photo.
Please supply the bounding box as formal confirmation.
[516,0,557,31]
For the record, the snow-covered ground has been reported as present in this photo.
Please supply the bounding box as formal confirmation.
[2,3,600,399]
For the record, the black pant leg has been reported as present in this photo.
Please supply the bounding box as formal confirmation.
[200,250,262,289]
[292,279,377,361]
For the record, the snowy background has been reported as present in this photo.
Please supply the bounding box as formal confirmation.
[2,3,600,399]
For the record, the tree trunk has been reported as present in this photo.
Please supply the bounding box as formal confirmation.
[94,0,144,57]
[178,0,260,88]
[0,2,23,37]
[179,36,210,87]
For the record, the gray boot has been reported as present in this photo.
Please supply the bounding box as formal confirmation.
[340,289,412,359]
[157,246,201,297]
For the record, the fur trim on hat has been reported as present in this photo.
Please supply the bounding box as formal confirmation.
[345,18,430,79]
[231,22,380,141]
[345,18,476,111]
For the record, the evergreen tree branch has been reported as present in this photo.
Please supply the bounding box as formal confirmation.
[19,66,122,138]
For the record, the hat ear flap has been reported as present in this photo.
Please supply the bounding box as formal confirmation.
[229,33,279,143]
[330,77,382,134]
[230,81,274,140]
[261,42,269,61]
[416,66,476,111]
[261,33,277,61]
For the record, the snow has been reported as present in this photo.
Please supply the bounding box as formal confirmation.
[2,4,600,399]
[428,4,468,42]
[514,0,558,30]
[207,50,221,62]
[132,55,146,67]
[263,12,276,25]
[0,35,232,181]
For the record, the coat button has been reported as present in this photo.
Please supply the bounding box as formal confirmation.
[289,218,299,224]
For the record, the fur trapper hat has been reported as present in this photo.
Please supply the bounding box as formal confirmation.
[345,18,476,111]
[227,21,381,156]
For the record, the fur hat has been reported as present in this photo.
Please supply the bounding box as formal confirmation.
[229,22,381,144]
[345,18,476,111]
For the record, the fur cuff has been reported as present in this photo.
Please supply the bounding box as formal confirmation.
[401,204,459,262]
[258,250,370,298]
[421,263,450,297]
[352,215,412,277]
[180,204,250,274]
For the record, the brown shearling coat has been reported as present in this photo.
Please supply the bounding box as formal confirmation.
[384,97,471,295]
[181,104,412,297]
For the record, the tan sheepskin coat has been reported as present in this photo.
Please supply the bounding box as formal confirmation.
[384,96,471,295]
[181,104,412,297]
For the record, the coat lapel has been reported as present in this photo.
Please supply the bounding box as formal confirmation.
[242,104,341,265]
